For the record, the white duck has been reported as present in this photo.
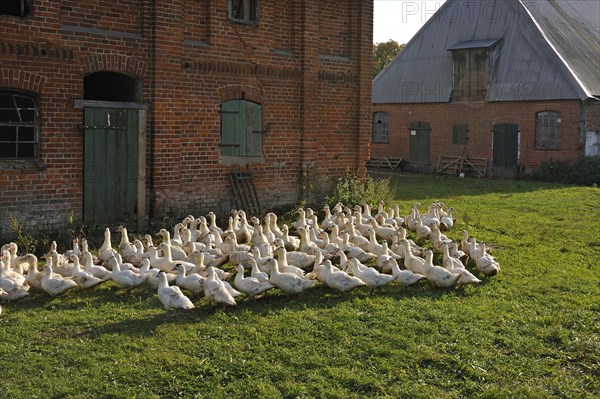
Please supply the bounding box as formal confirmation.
[81,252,112,281]
[158,242,195,271]
[320,260,366,293]
[0,259,30,300]
[268,258,315,295]
[367,218,397,242]
[43,249,76,277]
[274,246,307,276]
[138,258,177,289]
[233,264,275,298]
[280,224,301,251]
[146,245,177,273]
[206,212,225,238]
[157,271,195,311]
[106,253,139,273]
[117,226,138,265]
[62,238,81,259]
[429,226,453,253]
[422,250,461,288]
[41,264,78,297]
[376,241,401,274]
[203,266,237,307]
[69,255,104,289]
[80,238,99,264]
[339,232,377,263]
[1,250,26,285]
[275,239,315,270]
[346,222,370,250]
[248,258,270,283]
[20,254,44,291]
[414,215,432,240]
[99,228,116,264]
[321,205,337,231]
[292,208,309,231]
[439,206,456,231]
[405,204,421,232]
[474,243,501,276]
[111,258,149,295]
[174,263,206,296]
[421,203,441,229]
[188,250,232,281]
[348,258,396,295]
[296,227,325,257]
[233,210,253,244]
[399,239,427,275]
[389,261,425,287]
[157,229,189,261]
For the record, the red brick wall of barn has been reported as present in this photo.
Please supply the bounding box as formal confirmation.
[0,0,373,237]
[370,100,583,173]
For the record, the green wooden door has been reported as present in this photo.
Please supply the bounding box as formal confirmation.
[493,123,519,177]
[409,122,431,169]
[84,108,138,226]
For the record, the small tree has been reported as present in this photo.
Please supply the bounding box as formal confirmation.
[373,40,404,78]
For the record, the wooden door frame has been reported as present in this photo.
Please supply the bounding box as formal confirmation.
[76,100,148,230]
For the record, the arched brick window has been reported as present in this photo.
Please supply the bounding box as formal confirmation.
[0,90,40,159]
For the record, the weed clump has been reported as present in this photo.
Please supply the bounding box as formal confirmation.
[326,173,395,207]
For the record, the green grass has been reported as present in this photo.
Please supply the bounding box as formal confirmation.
[1,175,599,398]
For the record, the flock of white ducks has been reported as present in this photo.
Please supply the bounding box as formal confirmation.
[0,200,500,312]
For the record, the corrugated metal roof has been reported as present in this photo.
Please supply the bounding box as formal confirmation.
[521,0,600,97]
[373,0,599,104]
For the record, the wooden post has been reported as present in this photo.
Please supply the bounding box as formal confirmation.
[137,109,146,231]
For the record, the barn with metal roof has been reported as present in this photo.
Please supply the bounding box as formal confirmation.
[371,0,600,177]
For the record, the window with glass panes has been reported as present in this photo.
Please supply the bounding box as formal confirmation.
[535,111,561,149]
[372,112,389,143]
[0,90,40,158]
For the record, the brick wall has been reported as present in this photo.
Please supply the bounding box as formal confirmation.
[0,0,373,238]
[371,99,584,173]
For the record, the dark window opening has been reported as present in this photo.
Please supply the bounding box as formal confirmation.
[535,111,561,149]
[0,90,40,159]
[372,112,389,143]
[452,124,469,145]
[84,72,141,103]
[221,99,262,157]
[0,0,30,18]
[229,0,258,24]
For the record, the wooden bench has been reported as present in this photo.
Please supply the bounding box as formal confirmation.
[366,157,403,172]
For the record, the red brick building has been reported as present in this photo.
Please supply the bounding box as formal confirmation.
[0,0,373,236]
[372,0,600,177]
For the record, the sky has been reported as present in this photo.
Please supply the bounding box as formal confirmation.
[374,0,448,44]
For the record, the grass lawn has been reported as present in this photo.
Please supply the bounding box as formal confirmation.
[1,175,598,399]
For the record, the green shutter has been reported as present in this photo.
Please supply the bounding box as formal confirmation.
[221,100,262,157]
[247,101,262,156]
[221,100,242,156]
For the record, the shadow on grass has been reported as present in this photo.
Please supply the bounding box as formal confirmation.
[368,171,567,200]
[38,277,489,338]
